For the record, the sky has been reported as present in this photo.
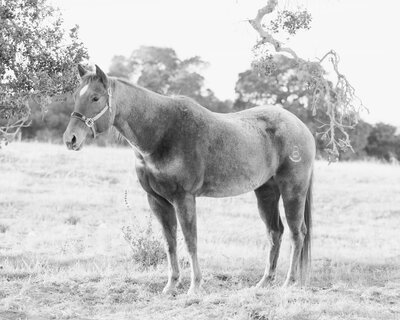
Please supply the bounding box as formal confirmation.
[51,0,400,127]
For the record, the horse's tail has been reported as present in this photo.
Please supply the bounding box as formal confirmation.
[300,170,313,285]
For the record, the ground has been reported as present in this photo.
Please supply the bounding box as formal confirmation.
[0,142,399,320]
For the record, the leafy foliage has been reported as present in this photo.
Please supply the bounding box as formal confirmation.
[365,123,400,162]
[268,10,312,35]
[0,0,88,142]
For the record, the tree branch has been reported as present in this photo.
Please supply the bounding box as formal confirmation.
[249,0,299,59]
[248,1,365,160]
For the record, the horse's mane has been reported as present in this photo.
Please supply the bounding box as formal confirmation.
[82,73,136,89]
[82,73,196,104]
[114,77,136,88]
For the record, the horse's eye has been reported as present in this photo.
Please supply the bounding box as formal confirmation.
[92,96,99,102]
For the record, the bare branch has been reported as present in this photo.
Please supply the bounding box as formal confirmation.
[0,116,30,146]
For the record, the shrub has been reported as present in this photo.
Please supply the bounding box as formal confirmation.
[64,215,80,225]
[122,214,166,269]
[0,224,9,233]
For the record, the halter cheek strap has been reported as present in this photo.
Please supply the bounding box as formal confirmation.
[70,87,112,138]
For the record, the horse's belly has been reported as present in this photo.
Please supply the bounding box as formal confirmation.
[199,174,270,197]
[198,146,277,198]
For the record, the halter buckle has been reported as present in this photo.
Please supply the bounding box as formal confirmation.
[85,118,95,127]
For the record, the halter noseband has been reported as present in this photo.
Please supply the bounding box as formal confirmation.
[70,87,112,138]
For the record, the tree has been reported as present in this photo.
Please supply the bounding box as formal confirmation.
[0,0,88,144]
[365,123,400,161]
[234,55,312,110]
[249,1,365,160]
[109,46,232,113]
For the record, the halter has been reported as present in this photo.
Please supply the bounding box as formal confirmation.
[70,87,112,138]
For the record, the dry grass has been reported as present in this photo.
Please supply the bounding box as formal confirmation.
[0,142,399,320]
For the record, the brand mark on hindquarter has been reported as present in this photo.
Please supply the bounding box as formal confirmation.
[289,145,302,163]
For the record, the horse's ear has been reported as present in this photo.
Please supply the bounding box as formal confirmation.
[78,64,88,78]
[95,64,109,88]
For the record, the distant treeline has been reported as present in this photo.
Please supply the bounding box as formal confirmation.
[21,46,400,162]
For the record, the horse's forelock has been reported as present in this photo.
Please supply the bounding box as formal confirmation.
[81,74,101,86]
[75,74,108,96]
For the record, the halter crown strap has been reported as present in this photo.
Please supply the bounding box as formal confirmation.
[70,86,112,138]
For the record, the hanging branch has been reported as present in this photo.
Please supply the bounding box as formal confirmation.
[0,117,30,147]
[249,0,365,160]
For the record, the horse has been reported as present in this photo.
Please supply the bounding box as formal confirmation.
[63,65,315,295]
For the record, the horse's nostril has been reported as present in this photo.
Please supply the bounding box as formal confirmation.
[71,135,77,145]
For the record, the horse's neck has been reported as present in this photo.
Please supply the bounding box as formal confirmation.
[112,80,175,154]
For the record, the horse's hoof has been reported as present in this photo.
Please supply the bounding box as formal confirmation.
[187,285,202,296]
[162,285,178,296]
[255,276,275,288]
[282,279,297,288]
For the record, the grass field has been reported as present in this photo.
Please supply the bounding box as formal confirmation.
[0,142,399,320]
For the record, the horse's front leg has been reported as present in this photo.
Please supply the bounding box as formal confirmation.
[173,194,202,295]
[147,193,180,295]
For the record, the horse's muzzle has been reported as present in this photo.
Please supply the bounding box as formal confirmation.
[64,131,82,151]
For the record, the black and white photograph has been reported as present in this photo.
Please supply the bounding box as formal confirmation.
[0,0,399,319]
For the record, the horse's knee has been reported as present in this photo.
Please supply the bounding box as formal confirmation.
[288,229,305,246]
[268,228,283,245]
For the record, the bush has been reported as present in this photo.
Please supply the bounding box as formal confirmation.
[0,224,9,233]
[122,215,166,269]
[365,123,400,161]
[64,216,80,225]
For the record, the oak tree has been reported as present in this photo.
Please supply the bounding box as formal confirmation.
[0,0,88,144]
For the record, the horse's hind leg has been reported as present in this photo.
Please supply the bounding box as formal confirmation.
[277,168,312,287]
[254,178,284,287]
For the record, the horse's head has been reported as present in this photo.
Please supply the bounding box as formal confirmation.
[63,64,114,150]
